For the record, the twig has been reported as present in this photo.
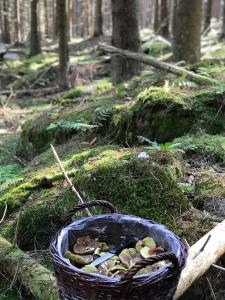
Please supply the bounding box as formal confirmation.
[0,147,27,167]
[30,65,53,89]
[193,234,211,259]
[206,277,216,300]
[212,263,225,272]
[0,203,7,225]
[50,144,92,217]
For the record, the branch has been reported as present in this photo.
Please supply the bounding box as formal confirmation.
[0,235,59,300]
[99,43,218,85]
[174,220,225,299]
[50,144,92,217]
[0,203,7,224]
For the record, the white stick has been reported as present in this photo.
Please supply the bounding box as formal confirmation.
[174,220,225,299]
[0,202,7,224]
[50,144,92,217]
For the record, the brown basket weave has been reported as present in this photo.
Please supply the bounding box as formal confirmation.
[50,200,188,300]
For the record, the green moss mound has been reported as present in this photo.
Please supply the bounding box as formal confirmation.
[17,79,225,160]
[76,157,190,229]
[1,146,191,250]
[0,182,35,214]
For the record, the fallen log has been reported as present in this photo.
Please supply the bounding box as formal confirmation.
[174,220,225,299]
[99,43,218,85]
[0,236,59,300]
[0,87,59,97]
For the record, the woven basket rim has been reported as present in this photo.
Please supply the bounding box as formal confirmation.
[50,213,187,284]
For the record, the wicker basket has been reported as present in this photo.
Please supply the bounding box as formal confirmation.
[50,200,188,300]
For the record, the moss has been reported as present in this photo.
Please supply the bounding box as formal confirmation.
[95,79,112,94]
[129,87,193,142]
[0,182,36,214]
[143,41,171,57]
[63,86,85,99]
[1,145,192,249]
[195,177,225,200]
[75,156,190,231]
[1,188,76,250]
[136,87,186,107]
[174,133,225,165]
[16,79,225,158]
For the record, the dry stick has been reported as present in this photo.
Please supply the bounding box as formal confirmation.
[174,221,225,299]
[211,264,225,272]
[50,144,92,217]
[0,203,7,225]
[206,277,216,300]
[30,64,54,89]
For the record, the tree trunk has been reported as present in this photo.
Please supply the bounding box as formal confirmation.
[99,43,217,84]
[173,0,202,63]
[0,236,59,300]
[14,0,21,43]
[30,0,41,56]
[2,0,11,44]
[153,0,159,33]
[220,0,225,39]
[57,0,69,90]
[93,0,103,37]
[203,0,212,31]
[159,0,169,38]
[43,0,50,38]
[53,0,59,39]
[67,0,73,41]
[171,0,177,38]
[111,0,141,84]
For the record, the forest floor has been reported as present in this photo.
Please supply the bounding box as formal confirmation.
[1,29,225,299]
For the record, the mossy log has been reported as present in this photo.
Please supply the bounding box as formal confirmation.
[0,236,59,300]
[99,43,217,85]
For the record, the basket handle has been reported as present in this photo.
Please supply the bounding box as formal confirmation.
[121,252,179,281]
[64,200,118,225]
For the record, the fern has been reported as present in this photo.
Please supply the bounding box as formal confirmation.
[47,120,98,132]
[172,78,198,89]
[137,136,161,150]
[95,108,112,126]
[137,136,197,153]
[196,67,212,78]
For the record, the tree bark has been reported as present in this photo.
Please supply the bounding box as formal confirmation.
[220,0,225,39]
[30,0,41,56]
[2,0,11,44]
[159,0,169,38]
[111,0,141,84]
[153,0,159,33]
[173,0,202,64]
[67,0,73,41]
[203,0,212,31]
[93,0,103,37]
[171,0,177,38]
[0,236,59,300]
[174,220,225,299]
[14,0,21,43]
[99,43,217,84]
[57,0,69,90]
